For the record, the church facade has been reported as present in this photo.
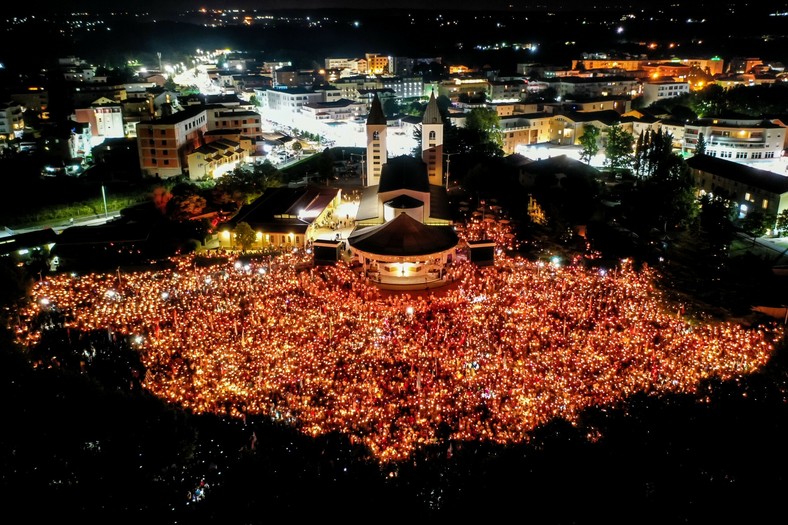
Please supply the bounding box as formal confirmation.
[347,92,459,288]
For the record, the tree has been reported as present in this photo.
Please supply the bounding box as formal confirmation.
[382,97,400,117]
[775,209,788,236]
[163,76,178,92]
[690,83,726,117]
[697,192,736,250]
[234,222,257,252]
[168,194,206,221]
[633,130,645,176]
[740,210,775,240]
[524,86,557,103]
[316,149,335,181]
[578,124,600,164]
[604,123,634,173]
[464,107,504,157]
[695,132,707,155]
[624,128,699,233]
[292,141,303,158]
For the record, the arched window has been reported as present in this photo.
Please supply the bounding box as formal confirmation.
[373,131,380,140]
[429,131,436,140]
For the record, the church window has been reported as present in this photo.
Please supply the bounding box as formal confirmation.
[373,131,380,140]
[429,131,436,140]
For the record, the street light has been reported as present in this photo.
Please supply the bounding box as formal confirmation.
[101,184,109,218]
[443,152,458,190]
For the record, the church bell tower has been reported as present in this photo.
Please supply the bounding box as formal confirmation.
[421,90,444,187]
[365,93,388,187]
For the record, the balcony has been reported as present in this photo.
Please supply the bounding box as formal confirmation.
[708,135,764,144]
[707,141,766,149]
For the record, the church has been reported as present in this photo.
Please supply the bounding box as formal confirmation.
[346,91,459,288]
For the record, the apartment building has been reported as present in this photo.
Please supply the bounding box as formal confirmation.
[365,54,391,75]
[549,110,624,146]
[300,99,366,121]
[683,117,786,163]
[380,76,423,100]
[547,96,632,115]
[331,76,384,101]
[73,97,125,142]
[255,87,328,112]
[272,66,318,88]
[205,106,263,139]
[0,101,25,140]
[437,76,490,102]
[688,153,788,220]
[543,76,640,99]
[572,57,724,77]
[136,106,208,178]
[499,112,552,154]
[10,86,49,120]
[488,79,528,102]
[641,80,690,106]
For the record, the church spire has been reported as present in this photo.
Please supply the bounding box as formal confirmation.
[367,92,387,125]
[365,92,388,187]
[422,90,442,125]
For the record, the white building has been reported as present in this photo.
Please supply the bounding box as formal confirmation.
[683,117,786,164]
[641,80,690,107]
[0,101,25,140]
[301,99,366,121]
[187,138,248,181]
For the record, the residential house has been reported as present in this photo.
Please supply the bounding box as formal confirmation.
[187,138,248,181]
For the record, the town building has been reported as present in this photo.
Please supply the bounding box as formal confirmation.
[72,97,126,145]
[0,101,25,145]
[688,153,788,221]
[218,186,342,251]
[136,106,208,178]
[499,112,552,154]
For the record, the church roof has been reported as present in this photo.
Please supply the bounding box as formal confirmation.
[519,154,601,178]
[385,194,424,209]
[366,93,387,125]
[378,156,430,193]
[355,185,381,221]
[348,213,458,256]
[229,185,338,233]
[422,90,443,125]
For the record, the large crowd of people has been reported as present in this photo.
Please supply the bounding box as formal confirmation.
[14,245,782,464]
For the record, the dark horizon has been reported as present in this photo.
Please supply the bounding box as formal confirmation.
[20,0,788,15]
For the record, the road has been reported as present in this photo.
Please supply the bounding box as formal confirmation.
[3,212,123,237]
